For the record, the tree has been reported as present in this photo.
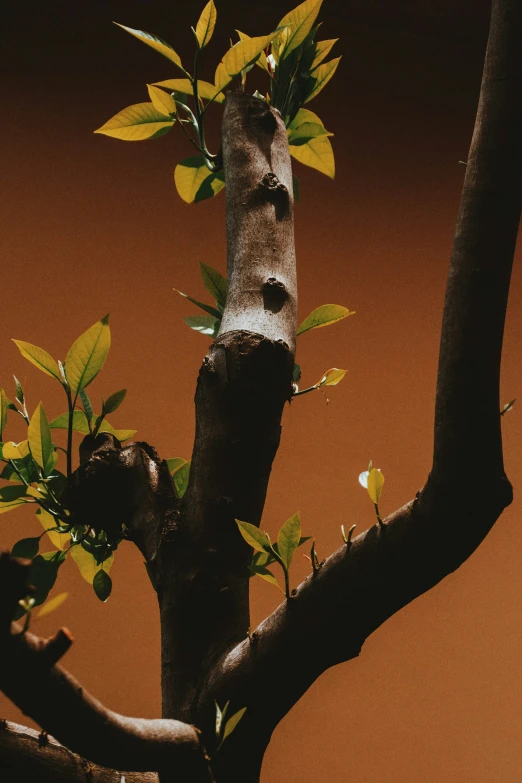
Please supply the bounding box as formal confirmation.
[1,0,521,781]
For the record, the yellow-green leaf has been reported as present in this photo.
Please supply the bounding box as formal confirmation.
[195,0,217,48]
[222,32,278,79]
[249,564,282,590]
[153,78,225,104]
[147,84,177,115]
[297,305,354,335]
[171,459,190,498]
[3,440,30,460]
[223,708,247,742]
[94,102,175,141]
[49,411,136,442]
[236,30,269,71]
[311,38,338,69]
[28,402,54,475]
[305,57,341,103]
[287,121,333,144]
[37,507,70,551]
[367,468,384,504]
[235,520,272,553]
[167,457,188,475]
[288,107,324,130]
[114,23,183,69]
[277,0,323,56]
[70,545,113,585]
[277,511,301,569]
[65,315,111,399]
[199,263,227,308]
[0,389,8,439]
[36,591,68,619]
[174,156,225,204]
[318,368,347,387]
[290,134,335,178]
[12,340,61,382]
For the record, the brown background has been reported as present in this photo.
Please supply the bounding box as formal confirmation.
[2,1,522,781]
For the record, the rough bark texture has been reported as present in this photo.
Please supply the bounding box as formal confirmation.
[1,1,521,781]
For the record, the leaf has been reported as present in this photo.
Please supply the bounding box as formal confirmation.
[318,368,347,387]
[153,79,225,104]
[93,569,112,602]
[113,23,184,69]
[65,315,111,400]
[171,460,190,498]
[36,591,68,618]
[214,62,233,92]
[70,545,113,585]
[12,340,61,382]
[167,457,188,475]
[297,305,354,335]
[367,468,384,504]
[235,520,272,554]
[50,411,136,442]
[14,375,24,406]
[292,363,302,383]
[195,0,217,48]
[287,121,333,145]
[0,389,8,439]
[277,511,301,569]
[28,402,54,475]
[305,57,341,103]
[215,700,229,736]
[26,551,67,609]
[147,84,177,116]
[103,389,127,415]
[248,564,281,589]
[174,288,222,319]
[184,316,219,337]
[11,537,40,559]
[311,38,338,69]
[222,32,278,78]
[174,156,225,204]
[236,31,269,72]
[277,0,323,57]
[223,708,247,742]
[290,134,335,178]
[37,507,70,551]
[80,388,94,426]
[2,440,30,461]
[199,263,227,309]
[94,103,175,141]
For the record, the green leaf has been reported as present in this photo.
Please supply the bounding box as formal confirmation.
[70,545,113,585]
[147,84,177,116]
[235,520,272,554]
[12,340,61,382]
[184,315,219,337]
[102,389,127,415]
[113,23,184,69]
[174,288,222,319]
[287,121,333,145]
[222,708,247,742]
[248,563,282,589]
[318,367,346,386]
[25,551,67,609]
[311,38,338,69]
[304,57,341,103]
[50,411,136,442]
[277,0,323,57]
[167,457,188,475]
[65,315,111,400]
[11,537,40,559]
[290,134,335,178]
[171,460,190,498]
[80,388,94,425]
[195,0,217,48]
[1,455,37,484]
[93,569,112,602]
[222,32,279,78]
[36,507,70,551]
[153,79,225,104]
[0,484,30,515]
[367,468,384,504]
[297,305,354,335]
[36,591,68,618]
[277,512,301,569]
[94,103,175,141]
[174,156,225,204]
[199,263,227,309]
[14,375,24,406]
[292,363,302,383]
[28,402,54,475]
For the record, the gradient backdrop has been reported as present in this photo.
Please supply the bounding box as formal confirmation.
[2,2,522,781]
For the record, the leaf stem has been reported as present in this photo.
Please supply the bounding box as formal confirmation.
[66,387,73,478]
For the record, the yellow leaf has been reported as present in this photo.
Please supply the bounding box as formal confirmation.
[236,30,269,72]
[12,340,61,381]
[311,38,338,69]
[290,134,335,178]
[95,103,175,141]
[70,545,113,585]
[114,23,183,69]
[297,305,354,335]
[319,368,347,387]
[367,468,384,504]
[174,157,225,204]
[147,85,177,116]
[214,62,233,92]
[195,0,217,48]
[36,592,68,619]
[305,57,341,103]
[153,79,225,104]
[277,0,323,56]
[222,32,278,79]
[65,315,111,399]
[37,507,70,551]
[3,440,30,460]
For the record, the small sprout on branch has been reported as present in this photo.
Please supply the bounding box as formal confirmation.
[214,700,247,752]
[501,398,516,416]
[359,461,385,528]
[341,523,356,547]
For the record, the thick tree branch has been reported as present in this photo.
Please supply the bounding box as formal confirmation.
[0,555,212,782]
